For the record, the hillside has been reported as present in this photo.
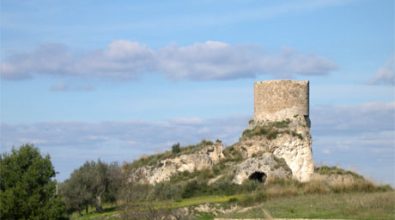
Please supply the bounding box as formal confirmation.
[125,116,313,187]
[69,80,393,219]
[72,160,393,220]
[67,126,393,219]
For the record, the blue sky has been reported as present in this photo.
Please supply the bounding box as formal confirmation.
[0,0,394,185]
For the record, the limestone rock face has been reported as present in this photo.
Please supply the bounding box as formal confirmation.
[130,142,224,184]
[232,153,292,184]
[128,80,315,185]
[235,115,314,182]
[246,80,314,182]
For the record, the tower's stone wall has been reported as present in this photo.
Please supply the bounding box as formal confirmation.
[254,80,309,121]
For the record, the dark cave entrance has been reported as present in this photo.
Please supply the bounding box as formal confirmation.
[248,171,267,183]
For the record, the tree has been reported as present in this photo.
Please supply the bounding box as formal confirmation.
[60,160,122,213]
[172,143,181,154]
[0,144,66,220]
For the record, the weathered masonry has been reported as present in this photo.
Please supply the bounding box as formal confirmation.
[254,80,309,122]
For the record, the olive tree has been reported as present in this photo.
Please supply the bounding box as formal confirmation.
[60,160,122,213]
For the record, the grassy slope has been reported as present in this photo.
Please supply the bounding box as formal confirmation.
[71,195,243,220]
[72,191,395,220]
[71,166,393,220]
[219,192,395,220]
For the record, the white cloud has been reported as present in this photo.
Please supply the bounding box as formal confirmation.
[368,56,395,86]
[1,102,394,185]
[0,116,248,180]
[311,102,395,185]
[49,83,94,92]
[0,44,72,80]
[0,41,337,81]
[312,102,395,135]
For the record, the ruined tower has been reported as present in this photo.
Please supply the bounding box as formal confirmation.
[251,80,314,182]
[254,80,309,122]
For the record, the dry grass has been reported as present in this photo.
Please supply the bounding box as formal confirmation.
[219,191,395,220]
[256,172,392,200]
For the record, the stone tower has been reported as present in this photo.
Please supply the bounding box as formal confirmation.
[251,80,314,182]
[254,80,309,122]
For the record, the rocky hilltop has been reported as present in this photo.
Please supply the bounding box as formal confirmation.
[128,141,224,184]
[127,115,310,185]
[236,115,313,182]
[127,80,314,185]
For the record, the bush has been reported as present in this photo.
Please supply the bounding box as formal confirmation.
[241,123,282,140]
[290,131,304,140]
[228,197,239,203]
[271,119,291,128]
[315,166,363,179]
[240,119,305,141]
[182,180,208,198]
[240,191,267,207]
[150,182,183,201]
[266,130,279,140]
[121,203,178,220]
[222,146,243,162]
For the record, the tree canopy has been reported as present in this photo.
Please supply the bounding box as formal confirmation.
[0,144,66,220]
[60,160,122,214]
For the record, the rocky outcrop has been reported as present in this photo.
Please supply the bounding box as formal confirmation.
[128,116,313,185]
[129,142,224,184]
[128,80,315,185]
[232,153,292,184]
[235,115,314,182]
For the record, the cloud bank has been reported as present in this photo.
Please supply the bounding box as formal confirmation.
[0,41,337,81]
[1,102,394,184]
[369,56,395,86]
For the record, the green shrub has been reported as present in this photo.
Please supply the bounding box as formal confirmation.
[241,120,290,140]
[242,126,269,138]
[315,166,364,179]
[222,146,243,162]
[271,119,291,128]
[171,143,181,154]
[126,140,216,170]
[182,181,206,198]
[267,130,279,140]
[228,197,239,203]
[150,182,183,200]
[211,181,238,195]
[241,119,307,141]
[240,191,267,207]
[290,131,304,140]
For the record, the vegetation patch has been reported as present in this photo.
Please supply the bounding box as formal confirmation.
[241,119,300,140]
[70,168,393,220]
[315,165,364,179]
[271,119,291,128]
[125,140,214,169]
[290,130,304,140]
[4,131,393,220]
[222,146,243,162]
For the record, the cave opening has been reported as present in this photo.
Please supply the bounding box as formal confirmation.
[248,171,267,183]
